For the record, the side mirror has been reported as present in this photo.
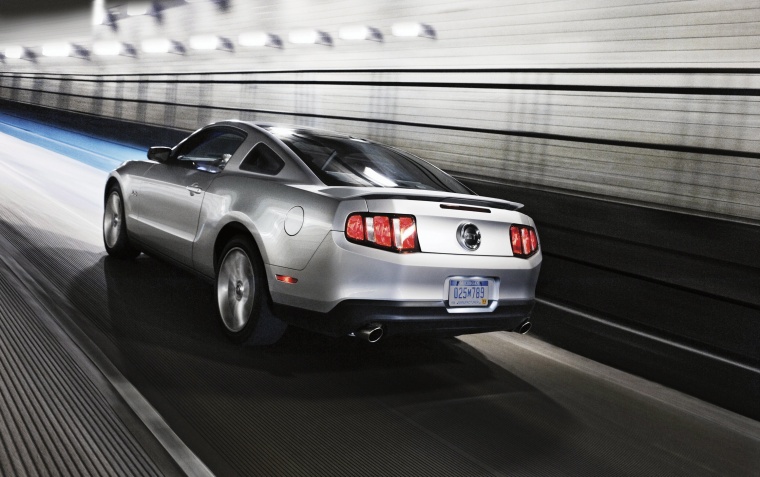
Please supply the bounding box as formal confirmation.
[213,153,232,169]
[147,146,172,163]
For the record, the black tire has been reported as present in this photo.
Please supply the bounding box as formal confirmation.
[215,236,287,346]
[103,184,140,259]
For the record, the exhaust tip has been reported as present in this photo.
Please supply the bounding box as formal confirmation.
[518,321,532,334]
[357,323,384,343]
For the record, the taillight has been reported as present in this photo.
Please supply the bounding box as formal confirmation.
[346,214,364,241]
[374,216,392,247]
[345,213,418,253]
[510,224,539,258]
[396,216,416,250]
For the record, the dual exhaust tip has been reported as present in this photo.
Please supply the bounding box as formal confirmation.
[355,320,531,343]
[518,321,532,334]
[357,323,384,343]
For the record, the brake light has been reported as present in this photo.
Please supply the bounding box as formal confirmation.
[510,224,539,258]
[529,228,538,251]
[396,216,416,250]
[374,216,392,247]
[345,213,418,252]
[346,214,364,241]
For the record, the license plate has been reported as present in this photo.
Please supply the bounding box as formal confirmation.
[448,279,489,307]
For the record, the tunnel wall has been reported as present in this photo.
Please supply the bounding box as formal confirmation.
[1,0,759,417]
[1,0,760,223]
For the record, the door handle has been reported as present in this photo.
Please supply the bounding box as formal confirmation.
[186,183,203,196]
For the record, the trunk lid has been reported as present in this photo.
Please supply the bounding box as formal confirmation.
[339,188,528,257]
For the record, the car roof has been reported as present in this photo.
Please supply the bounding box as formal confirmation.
[217,120,368,143]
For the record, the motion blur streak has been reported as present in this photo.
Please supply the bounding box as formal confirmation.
[0,123,758,476]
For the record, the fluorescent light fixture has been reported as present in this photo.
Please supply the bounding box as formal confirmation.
[93,41,122,56]
[289,30,317,44]
[186,0,230,9]
[93,41,138,57]
[391,22,436,39]
[189,35,234,51]
[42,43,72,57]
[239,32,267,46]
[339,25,383,42]
[5,46,24,59]
[3,46,36,61]
[142,38,171,53]
[189,35,220,50]
[127,2,151,15]
[239,32,283,48]
[92,0,106,25]
[141,38,184,54]
[289,30,332,46]
[129,1,163,21]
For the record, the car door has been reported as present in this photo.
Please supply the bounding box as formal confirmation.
[136,126,247,267]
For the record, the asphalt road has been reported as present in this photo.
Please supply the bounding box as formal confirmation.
[1,129,759,476]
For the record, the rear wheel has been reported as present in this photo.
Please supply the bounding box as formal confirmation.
[103,185,140,259]
[216,236,286,346]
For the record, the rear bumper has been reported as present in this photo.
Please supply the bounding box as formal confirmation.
[268,231,542,314]
[273,299,535,338]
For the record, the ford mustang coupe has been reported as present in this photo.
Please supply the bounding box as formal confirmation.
[103,121,541,345]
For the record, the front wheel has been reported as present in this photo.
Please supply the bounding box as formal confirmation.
[216,236,286,346]
[103,185,140,259]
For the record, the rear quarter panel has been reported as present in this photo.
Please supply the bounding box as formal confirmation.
[193,174,343,277]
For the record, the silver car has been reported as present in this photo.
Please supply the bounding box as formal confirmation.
[103,121,541,345]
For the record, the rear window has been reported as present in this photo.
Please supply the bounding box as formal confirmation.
[280,134,472,194]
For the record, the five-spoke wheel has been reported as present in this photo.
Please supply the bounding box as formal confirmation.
[217,247,256,333]
[103,184,140,259]
[216,237,286,345]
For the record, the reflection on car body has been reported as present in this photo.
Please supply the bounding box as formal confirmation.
[103,121,541,345]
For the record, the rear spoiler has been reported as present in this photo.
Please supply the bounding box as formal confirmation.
[359,194,523,211]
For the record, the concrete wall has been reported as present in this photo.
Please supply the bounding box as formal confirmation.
[1,0,759,222]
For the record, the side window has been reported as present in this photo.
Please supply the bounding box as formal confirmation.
[175,128,246,166]
[239,143,285,176]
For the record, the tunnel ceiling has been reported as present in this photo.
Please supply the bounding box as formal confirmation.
[0,0,89,17]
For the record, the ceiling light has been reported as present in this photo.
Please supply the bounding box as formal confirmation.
[185,0,230,10]
[92,0,106,25]
[289,29,332,46]
[127,2,151,16]
[3,46,36,61]
[339,25,383,42]
[5,46,24,59]
[189,35,234,51]
[93,41,121,56]
[142,38,170,53]
[391,22,436,39]
[239,32,283,48]
[93,41,136,57]
[189,35,220,50]
[42,43,72,57]
[142,38,185,54]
